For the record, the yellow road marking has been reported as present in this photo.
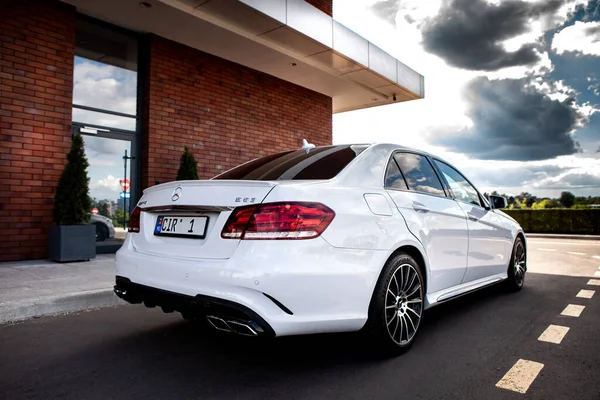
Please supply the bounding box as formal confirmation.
[577,289,595,299]
[496,359,544,394]
[561,304,585,317]
[538,325,569,344]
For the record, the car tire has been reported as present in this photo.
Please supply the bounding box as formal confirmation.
[505,237,526,292]
[363,253,425,356]
[95,223,108,242]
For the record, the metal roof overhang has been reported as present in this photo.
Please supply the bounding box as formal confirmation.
[63,0,424,113]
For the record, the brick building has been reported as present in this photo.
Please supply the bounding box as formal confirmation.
[0,0,424,261]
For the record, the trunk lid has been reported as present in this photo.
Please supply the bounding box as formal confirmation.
[131,180,276,259]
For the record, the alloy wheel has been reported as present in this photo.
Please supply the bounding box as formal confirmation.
[514,241,526,287]
[384,263,423,346]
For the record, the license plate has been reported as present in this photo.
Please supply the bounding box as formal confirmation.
[154,215,208,239]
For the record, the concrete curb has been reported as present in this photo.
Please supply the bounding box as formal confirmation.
[526,234,600,241]
[0,288,124,324]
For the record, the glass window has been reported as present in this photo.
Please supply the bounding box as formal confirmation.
[433,160,482,207]
[394,153,446,197]
[72,17,139,254]
[384,158,408,190]
[73,18,138,132]
[213,145,369,180]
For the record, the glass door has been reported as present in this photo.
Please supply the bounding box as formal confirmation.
[78,132,137,253]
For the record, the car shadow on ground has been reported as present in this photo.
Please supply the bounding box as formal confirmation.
[3,273,592,400]
[88,279,521,370]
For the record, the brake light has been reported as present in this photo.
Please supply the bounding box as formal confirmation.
[221,202,335,240]
[128,206,142,233]
[221,206,256,239]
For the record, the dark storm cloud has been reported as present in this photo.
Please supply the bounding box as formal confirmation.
[429,77,588,161]
[537,172,600,188]
[421,0,564,71]
[585,24,600,40]
[370,0,401,26]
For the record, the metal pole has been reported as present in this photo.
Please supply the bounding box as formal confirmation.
[123,149,127,229]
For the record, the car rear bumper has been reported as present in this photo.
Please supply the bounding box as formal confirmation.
[116,235,390,336]
[114,276,276,336]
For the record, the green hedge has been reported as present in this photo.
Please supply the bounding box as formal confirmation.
[503,209,600,234]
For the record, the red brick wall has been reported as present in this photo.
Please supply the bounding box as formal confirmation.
[306,0,333,16]
[142,35,332,187]
[0,0,75,261]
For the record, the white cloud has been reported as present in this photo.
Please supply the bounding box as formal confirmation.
[552,21,600,56]
[90,175,122,192]
[73,58,137,131]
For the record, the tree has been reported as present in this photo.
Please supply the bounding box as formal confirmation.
[560,191,575,208]
[53,134,91,225]
[98,201,110,218]
[176,146,199,181]
[531,199,548,209]
[545,199,560,209]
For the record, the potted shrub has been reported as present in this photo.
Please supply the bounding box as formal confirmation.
[48,134,96,262]
[176,146,199,180]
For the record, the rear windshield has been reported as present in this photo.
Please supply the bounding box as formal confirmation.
[213,145,369,181]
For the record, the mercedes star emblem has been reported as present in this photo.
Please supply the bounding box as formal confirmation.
[171,186,182,202]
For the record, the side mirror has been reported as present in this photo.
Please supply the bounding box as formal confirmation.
[489,195,508,210]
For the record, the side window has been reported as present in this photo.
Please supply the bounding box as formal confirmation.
[394,153,446,197]
[384,158,408,190]
[433,160,482,207]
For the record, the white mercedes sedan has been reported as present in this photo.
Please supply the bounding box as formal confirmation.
[115,143,526,355]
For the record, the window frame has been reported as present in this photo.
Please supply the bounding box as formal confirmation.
[383,153,409,191]
[383,150,449,199]
[430,158,490,210]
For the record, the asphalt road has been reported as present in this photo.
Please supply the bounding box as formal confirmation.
[1,238,599,400]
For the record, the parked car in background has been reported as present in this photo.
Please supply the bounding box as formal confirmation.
[114,142,526,356]
[90,214,115,242]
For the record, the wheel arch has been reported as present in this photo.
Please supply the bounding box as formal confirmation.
[516,231,526,249]
[386,244,429,294]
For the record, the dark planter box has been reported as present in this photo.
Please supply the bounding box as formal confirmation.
[48,225,96,262]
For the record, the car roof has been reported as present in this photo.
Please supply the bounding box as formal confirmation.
[331,142,448,164]
[330,142,454,189]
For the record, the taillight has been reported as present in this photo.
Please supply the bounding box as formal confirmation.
[128,206,142,233]
[221,202,335,240]
[221,206,256,239]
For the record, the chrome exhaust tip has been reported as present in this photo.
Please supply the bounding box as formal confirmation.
[205,316,259,336]
[227,320,258,337]
[206,316,231,332]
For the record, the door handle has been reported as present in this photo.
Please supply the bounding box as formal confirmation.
[467,212,479,221]
[412,202,430,213]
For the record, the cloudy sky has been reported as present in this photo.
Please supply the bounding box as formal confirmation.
[333,0,600,197]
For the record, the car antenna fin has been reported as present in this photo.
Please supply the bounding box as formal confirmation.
[301,138,315,153]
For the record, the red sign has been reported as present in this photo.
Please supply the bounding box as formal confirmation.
[120,178,130,191]
[92,208,99,215]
